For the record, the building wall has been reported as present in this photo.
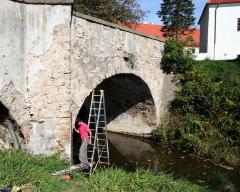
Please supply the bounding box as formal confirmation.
[214,3,240,60]
[199,8,209,53]
[200,3,240,60]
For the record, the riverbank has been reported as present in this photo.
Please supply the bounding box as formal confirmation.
[0,150,212,192]
[156,57,240,167]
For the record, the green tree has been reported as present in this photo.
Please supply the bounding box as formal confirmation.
[157,0,195,39]
[73,0,145,24]
[161,39,194,75]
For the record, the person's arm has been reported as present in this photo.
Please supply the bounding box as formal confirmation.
[74,127,79,133]
[89,128,92,144]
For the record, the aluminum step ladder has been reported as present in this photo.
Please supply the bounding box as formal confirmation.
[87,90,110,176]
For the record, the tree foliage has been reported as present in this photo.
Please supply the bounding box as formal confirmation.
[73,0,145,24]
[161,39,194,75]
[157,0,195,39]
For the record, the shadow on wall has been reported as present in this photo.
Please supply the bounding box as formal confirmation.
[0,102,23,150]
[72,73,157,164]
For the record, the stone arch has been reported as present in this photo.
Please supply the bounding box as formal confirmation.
[72,73,157,163]
[0,82,30,127]
[0,101,23,150]
[0,82,31,150]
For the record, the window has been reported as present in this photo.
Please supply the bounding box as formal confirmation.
[238,18,240,31]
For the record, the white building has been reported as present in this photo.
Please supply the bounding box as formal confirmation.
[197,0,240,60]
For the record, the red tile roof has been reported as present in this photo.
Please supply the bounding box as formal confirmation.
[126,24,200,47]
[208,0,240,4]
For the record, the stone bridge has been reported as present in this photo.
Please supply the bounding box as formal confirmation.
[0,0,174,158]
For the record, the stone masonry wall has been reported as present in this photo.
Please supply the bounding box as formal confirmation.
[0,0,175,156]
[71,13,173,136]
[0,0,72,155]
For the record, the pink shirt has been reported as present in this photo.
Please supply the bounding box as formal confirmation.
[79,122,90,140]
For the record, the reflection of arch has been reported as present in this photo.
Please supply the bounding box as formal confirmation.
[72,73,157,163]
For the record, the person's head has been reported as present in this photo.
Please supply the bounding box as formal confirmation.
[78,120,83,126]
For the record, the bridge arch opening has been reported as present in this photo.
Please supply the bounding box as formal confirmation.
[72,73,157,164]
[0,102,22,150]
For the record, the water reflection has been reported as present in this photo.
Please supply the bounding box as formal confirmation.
[108,132,240,187]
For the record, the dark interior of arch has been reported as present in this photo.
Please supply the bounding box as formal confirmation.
[72,73,157,164]
[0,102,22,150]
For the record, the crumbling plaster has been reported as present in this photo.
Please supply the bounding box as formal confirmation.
[0,0,72,155]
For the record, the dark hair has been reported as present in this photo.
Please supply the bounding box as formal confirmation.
[74,121,78,129]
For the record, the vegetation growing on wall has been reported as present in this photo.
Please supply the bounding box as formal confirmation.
[156,40,240,166]
[73,0,145,24]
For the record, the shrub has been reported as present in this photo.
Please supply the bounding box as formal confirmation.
[159,41,240,165]
[161,39,195,75]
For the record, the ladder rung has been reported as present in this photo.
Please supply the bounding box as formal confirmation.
[97,144,106,147]
[99,162,110,165]
[99,156,109,158]
[98,148,107,151]
[98,149,108,151]
[100,152,108,154]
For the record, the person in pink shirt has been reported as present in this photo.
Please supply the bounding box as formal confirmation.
[74,120,92,168]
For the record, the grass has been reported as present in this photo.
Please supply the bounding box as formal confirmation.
[195,59,240,86]
[0,150,213,192]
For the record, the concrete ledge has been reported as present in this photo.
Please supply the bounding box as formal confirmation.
[73,12,164,43]
[11,0,73,4]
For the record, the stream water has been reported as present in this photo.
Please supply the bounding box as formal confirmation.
[107,132,240,189]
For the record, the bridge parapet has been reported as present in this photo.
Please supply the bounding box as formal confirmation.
[11,0,73,4]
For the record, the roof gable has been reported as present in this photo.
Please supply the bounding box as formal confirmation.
[208,0,240,4]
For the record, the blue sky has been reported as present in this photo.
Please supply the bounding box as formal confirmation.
[137,0,207,26]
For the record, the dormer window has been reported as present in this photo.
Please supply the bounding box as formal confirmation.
[238,18,240,31]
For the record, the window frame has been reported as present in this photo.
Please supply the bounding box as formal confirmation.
[238,18,240,32]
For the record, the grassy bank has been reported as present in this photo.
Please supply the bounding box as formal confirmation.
[0,150,212,192]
